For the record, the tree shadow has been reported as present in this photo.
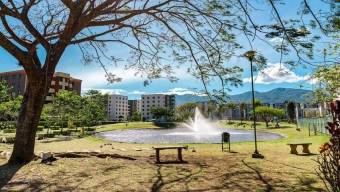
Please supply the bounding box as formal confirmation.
[151,163,203,192]
[0,162,25,189]
[241,160,273,192]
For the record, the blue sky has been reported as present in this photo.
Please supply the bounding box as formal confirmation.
[0,1,329,99]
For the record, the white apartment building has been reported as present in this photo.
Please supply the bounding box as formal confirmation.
[141,94,175,120]
[108,94,129,121]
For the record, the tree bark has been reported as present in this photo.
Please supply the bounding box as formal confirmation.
[9,76,51,164]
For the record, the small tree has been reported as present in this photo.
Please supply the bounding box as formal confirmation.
[255,106,285,128]
[54,90,82,133]
[176,103,197,121]
[286,101,296,123]
[0,80,11,103]
[130,112,142,122]
[150,107,174,121]
[317,101,340,192]
[0,96,23,121]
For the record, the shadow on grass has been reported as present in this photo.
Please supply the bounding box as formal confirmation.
[39,136,74,143]
[0,162,24,189]
[151,163,203,192]
[242,160,273,191]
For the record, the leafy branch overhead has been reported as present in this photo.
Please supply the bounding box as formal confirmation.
[0,1,337,101]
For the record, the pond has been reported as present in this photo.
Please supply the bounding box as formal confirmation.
[97,127,284,144]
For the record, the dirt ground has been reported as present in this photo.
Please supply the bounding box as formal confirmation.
[0,136,327,192]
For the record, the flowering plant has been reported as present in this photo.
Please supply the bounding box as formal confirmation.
[317,100,340,192]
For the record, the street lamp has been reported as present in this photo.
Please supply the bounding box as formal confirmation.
[244,50,264,159]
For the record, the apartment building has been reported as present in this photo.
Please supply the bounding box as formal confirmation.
[0,70,81,101]
[141,94,175,120]
[128,99,141,118]
[108,94,129,121]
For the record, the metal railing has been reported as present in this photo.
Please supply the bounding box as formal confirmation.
[297,116,331,135]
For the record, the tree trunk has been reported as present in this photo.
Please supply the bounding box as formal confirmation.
[9,78,49,164]
[265,119,269,128]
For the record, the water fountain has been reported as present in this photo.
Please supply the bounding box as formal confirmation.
[182,107,220,134]
[98,107,284,144]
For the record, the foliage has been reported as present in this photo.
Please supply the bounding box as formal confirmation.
[80,96,106,127]
[130,112,142,122]
[54,90,82,129]
[255,106,285,127]
[312,65,340,103]
[84,90,108,117]
[150,107,174,121]
[0,80,11,103]
[317,101,340,192]
[286,101,296,123]
[0,96,22,121]
[176,103,197,121]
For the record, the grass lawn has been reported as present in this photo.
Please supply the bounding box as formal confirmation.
[0,121,330,191]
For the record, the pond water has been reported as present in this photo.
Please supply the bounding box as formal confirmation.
[97,127,284,144]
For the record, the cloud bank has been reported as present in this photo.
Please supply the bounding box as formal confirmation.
[243,63,310,84]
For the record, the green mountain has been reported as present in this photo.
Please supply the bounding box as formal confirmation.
[175,88,313,105]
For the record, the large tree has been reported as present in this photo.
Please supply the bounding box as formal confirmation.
[0,1,337,163]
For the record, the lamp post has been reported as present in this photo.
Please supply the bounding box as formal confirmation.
[244,50,264,159]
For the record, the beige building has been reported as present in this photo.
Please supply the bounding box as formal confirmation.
[141,94,175,120]
[108,94,129,121]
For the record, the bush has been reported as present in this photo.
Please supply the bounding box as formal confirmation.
[85,127,96,132]
[50,126,61,130]
[37,126,44,131]
[2,129,15,133]
[69,129,80,133]
[52,130,61,135]
[61,130,71,136]
[0,122,15,130]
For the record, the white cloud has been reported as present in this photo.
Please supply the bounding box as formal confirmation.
[82,88,126,95]
[74,66,195,89]
[159,88,206,96]
[243,63,310,84]
[269,37,284,44]
[129,90,146,95]
[73,67,143,89]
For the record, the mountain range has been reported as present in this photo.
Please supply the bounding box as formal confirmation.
[175,88,313,106]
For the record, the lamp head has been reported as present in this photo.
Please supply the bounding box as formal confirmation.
[244,50,256,61]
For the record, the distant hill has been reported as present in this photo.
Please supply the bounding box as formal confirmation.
[175,88,313,105]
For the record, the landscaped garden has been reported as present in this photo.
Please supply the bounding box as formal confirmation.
[0,121,330,191]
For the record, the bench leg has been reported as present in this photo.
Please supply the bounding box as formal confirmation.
[156,150,160,163]
[290,145,298,154]
[178,148,183,162]
[302,145,310,154]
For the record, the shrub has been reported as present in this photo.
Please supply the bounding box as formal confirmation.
[52,130,61,135]
[85,127,96,132]
[2,129,15,133]
[50,126,61,130]
[37,126,44,131]
[317,101,340,192]
[61,130,71,136]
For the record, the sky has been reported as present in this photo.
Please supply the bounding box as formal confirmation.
[0,1,330,99]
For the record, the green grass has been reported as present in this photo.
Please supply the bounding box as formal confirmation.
[0,120,331,191]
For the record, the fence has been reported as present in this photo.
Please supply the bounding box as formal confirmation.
[297,116,331,135]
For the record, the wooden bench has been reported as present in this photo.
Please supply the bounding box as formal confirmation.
[287,143,312,154]
[153,146,188,163]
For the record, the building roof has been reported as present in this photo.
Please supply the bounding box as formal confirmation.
[0,70,26,76]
